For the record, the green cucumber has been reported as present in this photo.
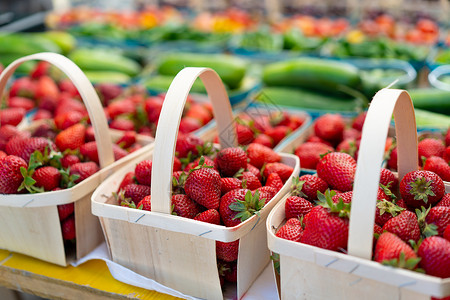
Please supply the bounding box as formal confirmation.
[415,108,450,129]
[84,71,131,84]
[157,53,248,90]
[0,33,61,55]
[408,88,450,114]
[36,31,76,54]
[68,48,141,77]
[0,54,36,73]
[144,75,213,94]
[256,86,365,112]
[262,57,361,96]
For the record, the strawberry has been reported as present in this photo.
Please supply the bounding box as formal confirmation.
[61,215,76,240]
[316,152,357,192]
[107,98,136,119]
[118,172,136,192]
[69,162,99,183]
[332,191,353,204]
[300,191,350,251]
[33,109,53,121]
[239,171,262,190]
[246,163,262,181]
[172,194,201,219]
[314,114,345,144]
[375,199,405,227]
[423,156,450,181]
[336,138,359,158]
[294,142,333,170]
[144,97,163,123]
[446,128,450,147]
[418,138,445,163]
[185,103,213,125]
[9,76,36,98]
[57,203,74,221]
[32,123,56,140]
[417,236,450,278]
[400,170,445,209]
[374,232,419,269]
[437,194,450,207]
[54,111,85,130]
[285,196,313,219]
[0,125,25,142]
[276,218,303,242]
[115,131,136,149]
[236,123,255,145]
[179,117,202,133]
[55,124,86,151]
[18,137,55,162]
[221,177,242,195]
[351,112,366,131]
[222,261,237,283]
[262,162,293,183]
[5,137,28,157]
[342,128,362,141]
[58,78,80,98]
[216,147,247,177]
[253,133,274,148]
[109,119,135,131]
[137,195,152,211]
[112,144,128,161]
[387,147,398,171]
[30,61,51,78]
[219,189,263,227]
[35,76,59,101]
[265,172,284,191]
[135,160,152,186]
[255,186,278,204]
[425,206,450,237]
[184,156,216,172]
[379,168,398,190]
[444,146,450,163]
[382,210,420,243]
[292,175,328,201]
[61,154,80,168]
[216,240,239,262]
[122,184,151,205]
[0,151,6,159]
[0,155,27,194]
[8,96,35,111]
[173,157,182,172]
[0,107,25,126]
[194,209,221,225]
[306,135,333,147]
[185,167,221,209]
[33,166,61,191]
[444,224,450,241]
[95,83,123,105]
[265,126,291,146]
[176,133,203,158]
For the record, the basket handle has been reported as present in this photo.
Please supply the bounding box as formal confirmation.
[348,89,418,259]
[151,67,237,214]
[0,52,115,169]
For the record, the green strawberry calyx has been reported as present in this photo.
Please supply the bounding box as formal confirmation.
[290,177,308,198]
[381,252,422,272]
[18,151,45,193]
[317,190,351,218]
[379,182,397,201]
[376,199,404,217]
[230,190,266,222]
[416,206,438,238]
[408,177,435,204]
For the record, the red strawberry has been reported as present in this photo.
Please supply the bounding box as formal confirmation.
[306,135,333,147]
[221,177,242,195]
[8,96,35,111]
[379,168,398,190]
[115,131,136,149]
[246,163,262,181]
[9,77,36,98]
[194,209,221,225]
[35,76,59,101]
[265,126,291,146]
[316,152,357,192]
[375,199,405,227]
[285,196,313,219]
[0,125,25,142]
[0,151,6,159]
[184,156,216,172]
[176,133,203,158]
[387,147,398,171]
[137,195,152,211]
[293,175,328,201]
[332,191,353,204]
[0,107,25,126]
[276,218,303,242]
[437,194,450,207]
[426,206,450,237]
[444,146,450,162]
[109,118,135,131]
[61,154,80,168]
[336,138,359,158]
[417,236,450,278]
[253,133,274,148]
[122,184,151,205]
[55,124,86,151]
[32,123,56,140]
[216,240,239,262]
[0,155,27,194]
[219,189,261,227]
[216,147,247,177]
[61,215,76,240]
[374,232,418,267]
[314,114,345,144]
[185,167,221,209]
[33,109,53,121]
[58,79,80,98]
[107,98,136,119]
[172,194,201,219]
[239,171,262,190]
[343,128,362,141]
[118,172,136,192]
[173,157,182,172]
[400,170,445,209]
[57,203,74,221]
[262,162,293,183]
[255,186,278,204]
[69,162,99,183]
[300,194,350,251]
[135,160,152,186]
[236,123,255,145]
[33,166,61,191]
[351,112,366,131]
[444,224,450,241]
[418,138,445,163]
[382,210,420,243]
[95,83,123,105]
[179,117,202,133]
[265,172,284,191]
[144,97,163,123]
[112,144,128,161]
[423,156,450,181]
[79,142,99,163]
[54,111,85,130]
[294,142,333,170]
[186,103,213,125]
[5,137,28,157]
[18,137,55,162]
[30,61,51,78]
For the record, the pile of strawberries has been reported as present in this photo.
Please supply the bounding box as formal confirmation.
[114,133,294,285]
[211,110,306,148]
[388,128,450,182]
[275,149,450,279]
[292,112,394,170]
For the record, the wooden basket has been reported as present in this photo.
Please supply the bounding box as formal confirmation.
[267,89,450,299]
[0,53,154,266]
[91,67,300,299]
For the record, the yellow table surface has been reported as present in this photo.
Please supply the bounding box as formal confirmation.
[0,249,180,299]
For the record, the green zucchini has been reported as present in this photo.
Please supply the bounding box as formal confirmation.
[0,33,61,55]
[144,75,212,94]
[68,48,141,77]
[256,86,365,112]
[415,108,450,129]
[0,54,36,73]
[36,31,76,54]
[262,57,361,96]
[84,71,131,84]
[157,53,248,90]
[408,88,450,114]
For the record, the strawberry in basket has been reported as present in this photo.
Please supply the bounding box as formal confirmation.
[114,133,294,286]
[275,150,450,279]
